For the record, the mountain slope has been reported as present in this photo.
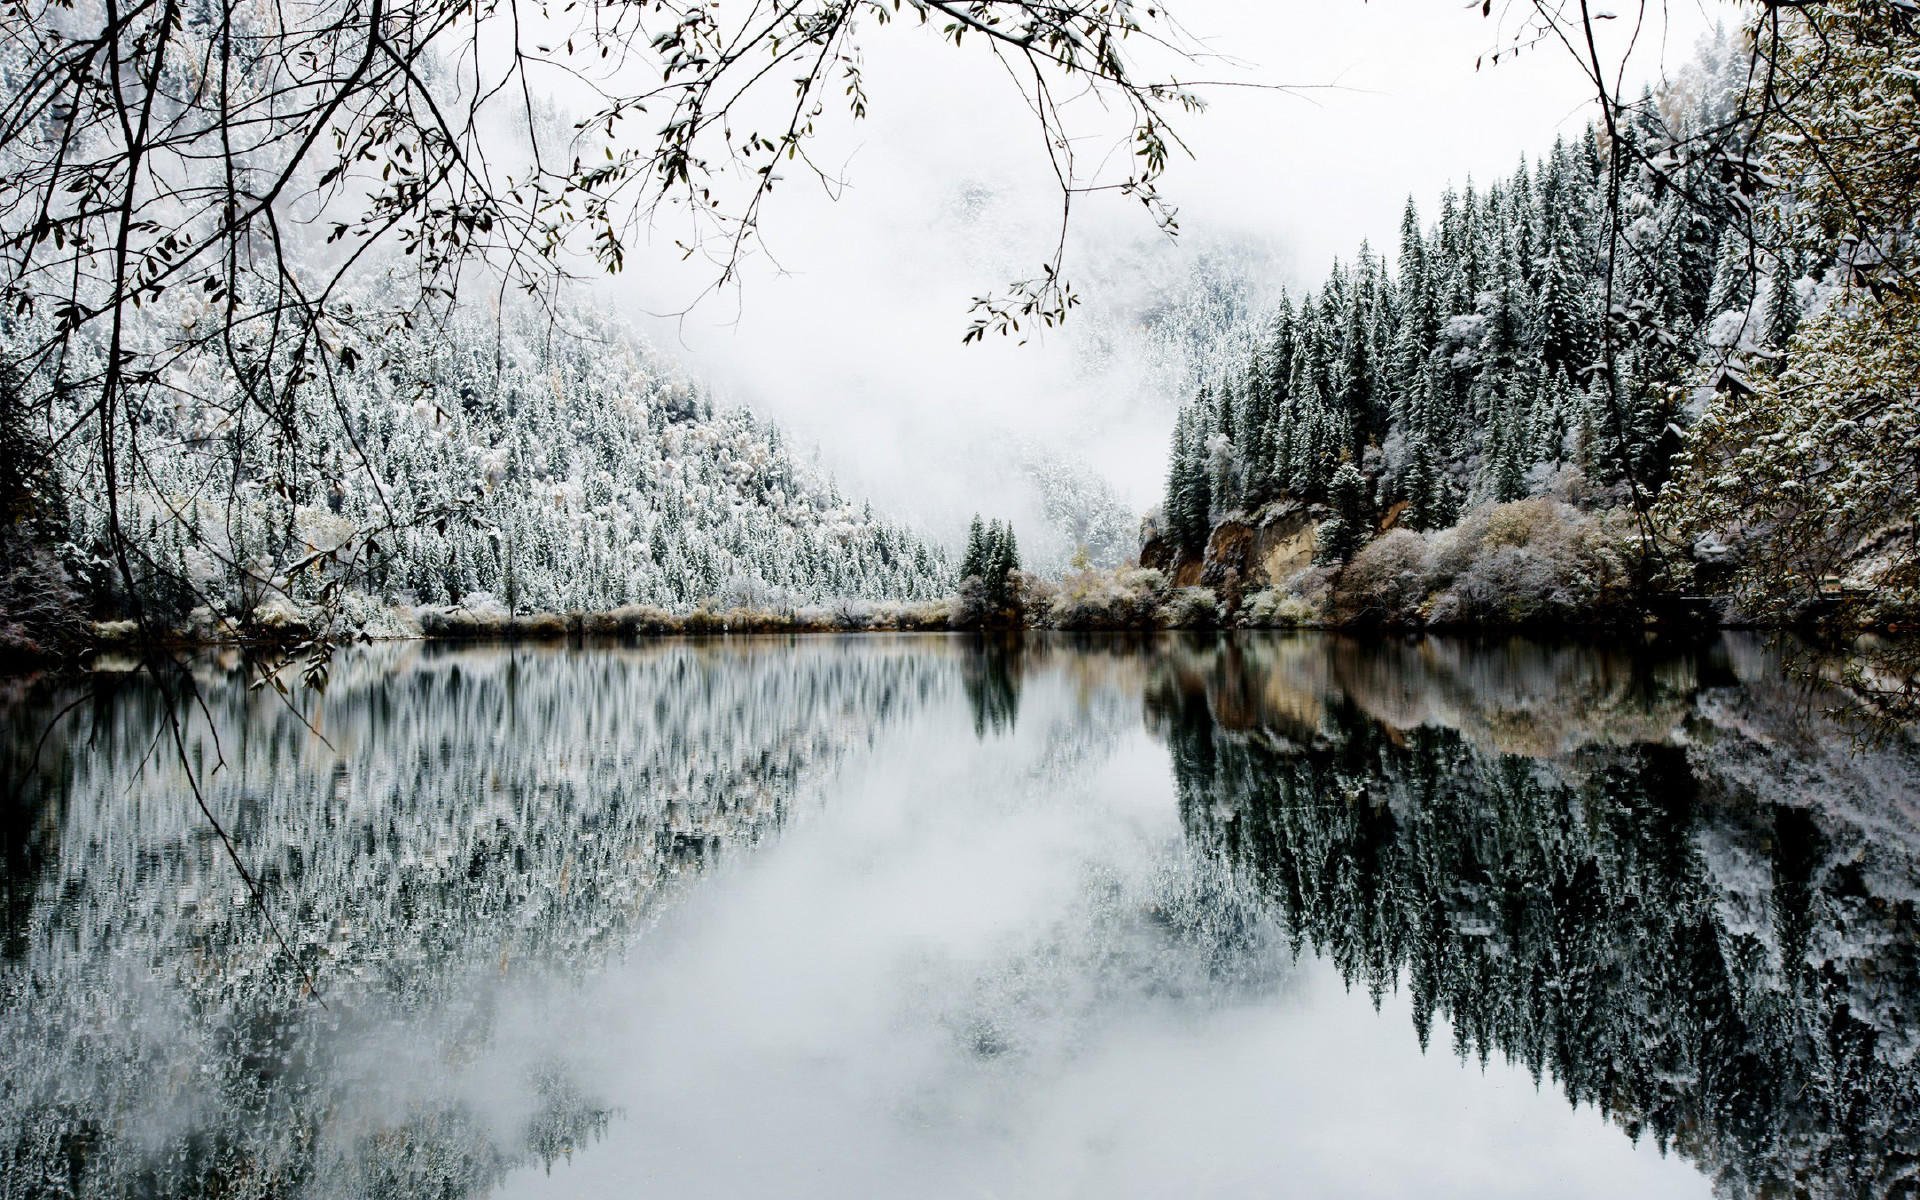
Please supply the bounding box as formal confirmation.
[45,295,951,634]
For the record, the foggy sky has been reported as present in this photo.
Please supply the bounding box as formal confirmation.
[601,0,1733,545]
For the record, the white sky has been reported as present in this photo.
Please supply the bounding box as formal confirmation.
[602,0,1736,537]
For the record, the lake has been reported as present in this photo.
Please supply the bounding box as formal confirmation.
[3,633,1916,1198]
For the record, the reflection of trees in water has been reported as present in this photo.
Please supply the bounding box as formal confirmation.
[961,635,1025,738]
[0,673,78,964]
[0,638,954,1198]
[1149,635,1920,1200]
[1769,634,1920,752]
[6,632,1917,1198]
[1145,631,1718,756]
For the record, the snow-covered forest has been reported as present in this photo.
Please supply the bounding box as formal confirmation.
[1160,13,1920,628]
[1,1,1917,652]
[1163,38,1756,545]
[0,0,1193,655]
[46,296,952,637]
[4,1,1918,1194]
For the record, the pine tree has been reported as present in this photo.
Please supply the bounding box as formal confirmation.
[1401,393,1443,532]
[1213,381,1243,513]
[1491,400,1530,503]
[1705,229,1755,318]
[983,520,1019,608]
[1318,462,1371,565]
[1241,350,1276,505]
[1338,258,1377,453]
[1761,260,1801,357]
[1163,405,1214,557]
[1537,248,1585,374]
[960,515,988,581]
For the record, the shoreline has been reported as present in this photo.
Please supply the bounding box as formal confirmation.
[6,577,1909,674]
[15,603,1891,664]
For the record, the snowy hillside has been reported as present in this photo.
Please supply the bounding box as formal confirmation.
[49,296,951,633]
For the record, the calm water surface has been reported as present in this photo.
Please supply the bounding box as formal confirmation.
[3,634,1917,1198]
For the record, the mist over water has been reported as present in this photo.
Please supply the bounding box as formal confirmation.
[3,633,1914,1198]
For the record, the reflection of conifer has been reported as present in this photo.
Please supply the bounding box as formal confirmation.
[960,636,1023,738]
[1151,671,1920,1198]
[0,643,956,1193]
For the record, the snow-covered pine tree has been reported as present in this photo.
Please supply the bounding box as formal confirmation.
[1317,463,1371,566]
[1760,258,1802,358]
[1157,30,1757,563]
[960,516,989,582]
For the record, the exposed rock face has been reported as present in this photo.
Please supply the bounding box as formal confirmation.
[1143,504,1320,607]
[1139,530,1176,573]
[1247,504,1317,585]
[1199,521,1256,597]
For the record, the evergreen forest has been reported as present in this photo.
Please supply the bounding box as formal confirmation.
[1162,13,1920,630]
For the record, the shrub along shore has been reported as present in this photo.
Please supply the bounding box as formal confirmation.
[28,495,1909,665]
[43,574,1857,659]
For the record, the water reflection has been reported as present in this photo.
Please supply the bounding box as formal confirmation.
[960,635,1025,739]
[1149,634,1920,1200]
[0,633,1914,1198]
[0,639,955,1197]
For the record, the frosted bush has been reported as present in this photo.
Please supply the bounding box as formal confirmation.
[948,577,989,629]
[0,534,86,659]
[453,591,510,621]
[181,546,226,592]
[1430,545,1553,625]
[1279,499,1647,628]
[830,600,874,630]
[1333,529,1430,626]
[1419,500,1638,627]
[1160,587,1221,629]
[1242,588,1323,628]
[325,590,418,640]
[251,594,312,632]
[1703,307,1757,350]
[949,570,1046,631]
[293,506,354,554]
[1045,566,1164,630]
[719,575,802,612]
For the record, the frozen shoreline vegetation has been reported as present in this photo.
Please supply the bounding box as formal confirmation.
[61,498,1786,649]
[55,492,1913,652]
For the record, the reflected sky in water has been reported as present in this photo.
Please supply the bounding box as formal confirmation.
[2,634,1915,1198]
